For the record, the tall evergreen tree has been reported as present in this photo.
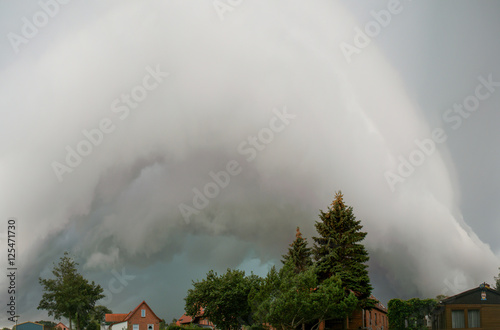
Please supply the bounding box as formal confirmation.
[281,227,313,273]
[312,191,373,308]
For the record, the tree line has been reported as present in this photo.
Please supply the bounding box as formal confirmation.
[184,191,375,330]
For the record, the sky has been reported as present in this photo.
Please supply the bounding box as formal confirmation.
[1,0,500,327]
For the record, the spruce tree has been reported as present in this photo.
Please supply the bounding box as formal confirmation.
[312,191,373,308]
[281,227,313,273]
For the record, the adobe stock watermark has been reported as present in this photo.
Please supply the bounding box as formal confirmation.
[440,275,468,298]
[100,268,136,305]
[7,0,72,54]
[339,0,409,64]
[178,106,296,223]
[51,65,169,182]
[213,0,243,21]
[385,73,500,192]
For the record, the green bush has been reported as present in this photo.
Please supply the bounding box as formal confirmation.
[166,325,184,330]
[166,325,203,330]
[86,322,100,330]
[388,298,436,330]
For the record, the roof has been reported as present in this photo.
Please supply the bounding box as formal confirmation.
[439,284,500,305]
[55,323,68,329]
[176,314,194,325]
[106,301,162,325]
[369,295,388,313]
[127,301,161,322]
[105,314,129,323]
[16,322,44,329]
[176,307,206,325]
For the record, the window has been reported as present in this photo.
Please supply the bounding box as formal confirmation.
[451,310,465,328]
[133,325,139,330]
[468,310,480,328]
[148,325,154,330]
[141,309,146,317]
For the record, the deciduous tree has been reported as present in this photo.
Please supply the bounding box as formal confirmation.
[250,262,357,330]
[38,252,105,330]
[185,269,260,330]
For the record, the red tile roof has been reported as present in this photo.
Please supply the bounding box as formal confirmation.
[176,307,206,325]
[176,314,194,325]
[105,314,128,323]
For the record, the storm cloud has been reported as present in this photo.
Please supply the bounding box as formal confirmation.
[1,0,500,325]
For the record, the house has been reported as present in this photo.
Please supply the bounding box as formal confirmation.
[16,322,44,330]
[320,296,388,330]
[104,301,161,330]
[55,323,68,330]
[432,283,500,329]
[176,308,214,329]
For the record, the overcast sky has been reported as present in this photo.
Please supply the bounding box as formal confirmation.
[1,0,500,327]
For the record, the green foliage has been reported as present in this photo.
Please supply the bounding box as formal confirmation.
[250,262,358,330]
[243,325,266,330]
[435,294,447,301]
[34,321,58,330]
[183,191,377,329]
[85,305,112,330]
[281,227,313,273]
[35,320,57,330]
[166,324,207,330]
[312,191,373,308]
[184,269,261,330]
[388,298,437,330]
[85,322,100,330]
[38,252,105,330]
[92,305,112,323]
[165,325,184,330]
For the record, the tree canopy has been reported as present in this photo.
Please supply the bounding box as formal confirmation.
[183,191,375,330]
[250,262,357,330]
[184,268,260,330]
[86,305,112,330]
[38,252,105,330]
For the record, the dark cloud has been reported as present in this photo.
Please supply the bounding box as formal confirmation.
[1,0,500,326]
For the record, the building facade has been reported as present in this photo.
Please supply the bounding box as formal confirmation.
[432,283,500,329]
[104,301,161,330]
[55,322,68,330]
